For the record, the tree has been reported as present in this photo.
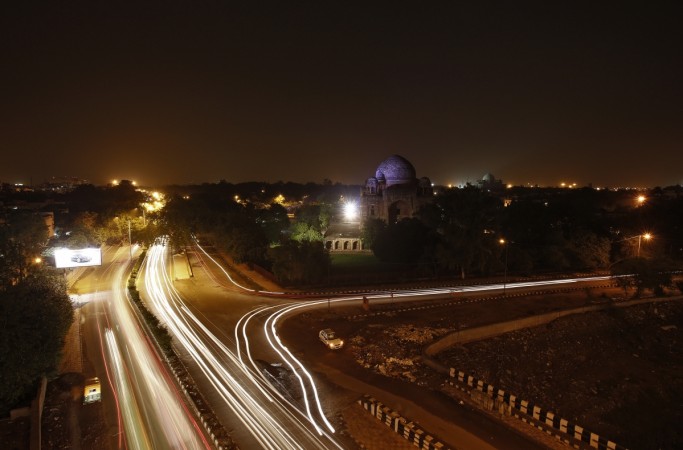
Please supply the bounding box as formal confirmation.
[258,203,289,244]
[360,218,386,250]
[421,186,502,278]
[290,222,323,242]
[0,211,49,285]
[224,223,268,265]
[0,270,72,414]
[291,204,330,238]
[611,258,674,297]
[161,195,199,248]
[267,241,330,285]
[564,230,611,270]
[373,218,436,266]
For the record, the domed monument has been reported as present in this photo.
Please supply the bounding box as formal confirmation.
[374,154,417,186]
[324,154,433,252]
[361,155,433,224]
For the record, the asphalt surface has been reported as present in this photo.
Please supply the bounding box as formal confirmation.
[139,242,350,450]
[72,245,211,450]
[155,243,550,449]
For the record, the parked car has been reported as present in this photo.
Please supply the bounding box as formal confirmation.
[319,328,344,350]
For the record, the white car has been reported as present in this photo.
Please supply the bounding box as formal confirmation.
[319,328,344,350]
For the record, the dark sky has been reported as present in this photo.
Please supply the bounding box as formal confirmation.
[1,2,681,187]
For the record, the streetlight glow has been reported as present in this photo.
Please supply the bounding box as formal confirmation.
[344,201,358,221]
[499,238,509,295]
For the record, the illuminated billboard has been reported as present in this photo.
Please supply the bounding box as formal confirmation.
[54,247,102,268]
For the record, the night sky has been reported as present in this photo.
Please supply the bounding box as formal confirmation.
[2,2,681,187]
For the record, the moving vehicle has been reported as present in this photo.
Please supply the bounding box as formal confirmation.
[319,328,344,350]
[83,377,101,404]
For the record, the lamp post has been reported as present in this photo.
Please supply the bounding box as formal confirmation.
[620,233,652,258]
[499,238,508,295]
[637,233,652,258]
[128,219,132,260]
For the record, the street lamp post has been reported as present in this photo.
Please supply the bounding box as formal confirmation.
[620,233,652,258]
[499,238,508,295]
[637,233,652,258]
[128,219,132,260]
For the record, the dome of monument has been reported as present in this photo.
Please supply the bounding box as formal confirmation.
[375,155,416,186]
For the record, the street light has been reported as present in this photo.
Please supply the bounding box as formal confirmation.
[128,219,132,260]
[621,233,652,258]
[638,233,652,257]
[499,238,508,295]
[636,195,646,206]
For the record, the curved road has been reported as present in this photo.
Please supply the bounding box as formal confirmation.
[138,240,615,449]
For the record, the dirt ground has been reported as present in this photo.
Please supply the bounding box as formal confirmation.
[436,299,683,450]
[281,285,683,450]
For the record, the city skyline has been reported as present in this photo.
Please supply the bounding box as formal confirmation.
[2,3,681,187]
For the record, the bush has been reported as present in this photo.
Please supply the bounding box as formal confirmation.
[126,251,174,358]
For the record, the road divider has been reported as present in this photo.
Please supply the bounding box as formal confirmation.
[358,395,449,450]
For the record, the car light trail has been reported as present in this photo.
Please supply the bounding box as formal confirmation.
[142,241,344,450]
[143,239,617,449]
[105,328,152,450]
[92,249,212,450]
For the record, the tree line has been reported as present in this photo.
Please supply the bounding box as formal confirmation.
[363,185,683,295]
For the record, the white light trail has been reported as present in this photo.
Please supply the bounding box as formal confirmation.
[87,246,212,450]
[142,238,617,449]
[142,241,344,450]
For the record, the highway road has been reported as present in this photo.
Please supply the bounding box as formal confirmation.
[137,240,618,449]
[72,245,212,450]
[140,239,346,450]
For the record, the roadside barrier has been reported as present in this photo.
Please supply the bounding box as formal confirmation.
[447,369,626,450]
[346,283,616,321]
[358,395,449,450]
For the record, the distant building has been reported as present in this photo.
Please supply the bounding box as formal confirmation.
[324,154,433,252]
[477,173,504,192]
[360,155,433,225]
[39,176,89,192]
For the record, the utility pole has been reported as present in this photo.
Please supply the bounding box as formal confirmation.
[128,219,132,260]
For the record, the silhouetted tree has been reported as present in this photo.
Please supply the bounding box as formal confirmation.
[258,203,289,244]
[0,270,72,414]
[565,230,611,270]
[0,211,48,285]
[373,218,437,266]
[421,186,502,278]
[267,241,330,285]
[611,258,674,297]
[360,218,386,250]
